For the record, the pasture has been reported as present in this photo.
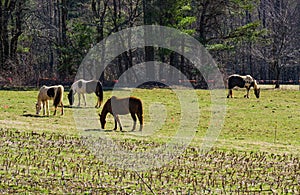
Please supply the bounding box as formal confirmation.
[0,87,299,193]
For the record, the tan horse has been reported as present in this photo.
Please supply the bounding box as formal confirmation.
[99,96,143,131]
[227,74,260,98]
[36,85,64,116]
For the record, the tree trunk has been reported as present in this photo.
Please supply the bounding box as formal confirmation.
[0,0,23,71]
[274,61,281,88]
[10,1,23,60]
[143,0,155,80]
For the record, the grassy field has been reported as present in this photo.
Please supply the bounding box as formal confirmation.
[0,87,299,193]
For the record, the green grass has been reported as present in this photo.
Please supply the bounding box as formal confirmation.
[2,88,297,153]
[218,89,300,153]
[0,87,299,193]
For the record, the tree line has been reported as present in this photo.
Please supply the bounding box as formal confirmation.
[0,0,299,88]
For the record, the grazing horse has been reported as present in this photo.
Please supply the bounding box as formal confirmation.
[36,85,64,116]
[68,79,103,108]
[99,96,143,131]
[227,74,260,98]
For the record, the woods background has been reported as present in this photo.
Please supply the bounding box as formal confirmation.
[0,0,299,88]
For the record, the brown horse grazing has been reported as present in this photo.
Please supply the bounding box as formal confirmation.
[68,79,103,108]
[99,96,143,131]
[36,85,64,116]
[227,74,260,98]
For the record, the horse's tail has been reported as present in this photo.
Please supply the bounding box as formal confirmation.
[138,99,143,116]
[137,99,143,130]
[68,89,74,105]
[54,86,64,107]
[96,81,103,106]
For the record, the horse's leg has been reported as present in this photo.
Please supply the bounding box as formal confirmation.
[77,94,81,107]
[95,96,99,108]
[60,101,64,115]
[137,113,143,131]
[83,94,87,107]
[130,113,137,131]
[46,100,50,116]
[53,102,57,116]
[113,117,117,130]
[114,115,123,131]
[244,87,250,98]
[95,97,100,108]
[227,89,233,98]
[42,101,46,115]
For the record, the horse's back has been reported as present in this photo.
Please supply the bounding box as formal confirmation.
[228,74,246,89]
[130,97,143,115]
[38,85,53,99]
[38,85,64,100]
[129,97,142,106]
[128,97,142,116]
[72,79,99,94]
[107,96,142,115]
[86,80,99,94]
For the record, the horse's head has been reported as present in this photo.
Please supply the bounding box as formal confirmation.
[36,102,41,115]
[99,114,106,129]
[254,88,260,98]
[68,89,74,106]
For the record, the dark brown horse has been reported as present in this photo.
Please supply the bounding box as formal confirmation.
[99,96,143,131]
[227,74,260,98]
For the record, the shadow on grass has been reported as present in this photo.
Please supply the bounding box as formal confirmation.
[84,129,130,133]
[22,113,48,118]
[64,105,99,109]
[84,129,114,132]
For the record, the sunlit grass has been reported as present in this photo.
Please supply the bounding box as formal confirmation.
[0,87,299,193]
[0,88,299,153]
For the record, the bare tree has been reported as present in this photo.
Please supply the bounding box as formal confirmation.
[0,0,26,73]
[254,0,300,88]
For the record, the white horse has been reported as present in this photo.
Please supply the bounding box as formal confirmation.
[68,79,103,107]
[36,85,64,116]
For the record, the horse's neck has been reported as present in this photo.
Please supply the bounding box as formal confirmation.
[101,105,109,118]
[253,80,258,89]
[37,97,43,106]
